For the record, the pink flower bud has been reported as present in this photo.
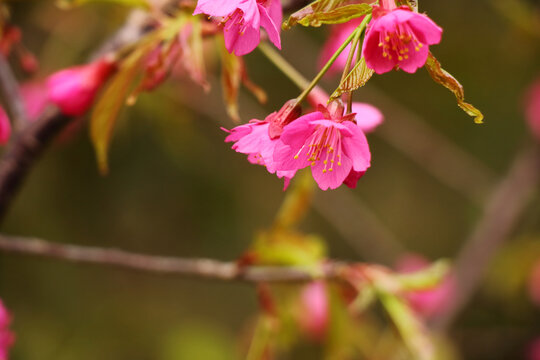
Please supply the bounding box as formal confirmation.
[267,99,301,139]
[47,58,116,116]
[0,299,14,360]
[298,281,329,341]
[0,107,12,146]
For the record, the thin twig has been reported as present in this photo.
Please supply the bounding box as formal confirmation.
[0,53,28,131]
[0,234,345,282]
[432,144,540,331]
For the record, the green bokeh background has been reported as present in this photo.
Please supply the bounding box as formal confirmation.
[1,1,540,359]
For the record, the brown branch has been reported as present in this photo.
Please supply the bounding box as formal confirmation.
[0,234,345,282]
[0,53,28,131]
[432,144,540,331]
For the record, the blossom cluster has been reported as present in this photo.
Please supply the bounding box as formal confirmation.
[192,0,445,190]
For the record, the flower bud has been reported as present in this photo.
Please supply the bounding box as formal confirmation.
[267,99,301,139]
[47,57,116,116]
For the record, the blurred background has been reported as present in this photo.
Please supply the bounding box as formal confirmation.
[0,0,540,359]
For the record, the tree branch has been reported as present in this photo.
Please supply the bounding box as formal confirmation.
[0,53,28,131]
[0,234,345,282]
[432,143,540,331]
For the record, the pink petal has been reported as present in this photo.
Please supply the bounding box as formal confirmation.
[258,4,281,49]
[224,21,261,56]
[0,107,11,145]
[193,0,241,17]
[341,122,371,172]
[351,102,384,133]
[311,152,352,190]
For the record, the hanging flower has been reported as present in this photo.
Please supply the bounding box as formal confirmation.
[47,57,116,116]
[362,0,442,74]
[274,101,371,190]
[224,100,301,187]
[194,0,282,56]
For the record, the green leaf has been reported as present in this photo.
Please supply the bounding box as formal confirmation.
[283,0,372,29]
[330,57,374,100]
[90,43,151,174]
[57,0,150,9]
[425,52,484,124]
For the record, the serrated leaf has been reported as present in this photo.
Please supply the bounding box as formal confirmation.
[219,38,242,122]
[395,0,418,12]
[330,57,374,100]
[425,53,484,124]
[284,0,371,29]
[57,0,149,9]
[90,43,152,174]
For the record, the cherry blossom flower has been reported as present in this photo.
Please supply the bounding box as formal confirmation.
[194,0,282,56]
[47,57,116,116]
[274,101,371,190]
[396,253,455,319]
[525,76,540,141]
[0,299,14,360]
[297,281,329,341]
[307,87,384,133]
[224,100,301,187]
[362,0,442,74]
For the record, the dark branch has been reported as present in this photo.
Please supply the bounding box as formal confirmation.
[0,234,344,282]
[0,53,28,131]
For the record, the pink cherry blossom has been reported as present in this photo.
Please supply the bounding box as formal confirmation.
[194,0,282,56]
[528,259,540,307]
[224,100,300,187]
[0,107,11,146]
[0,299,14,360]
[525,77,540,141]
[47,57,115,116]
[307,87,384,133]
[297,281,329,341]
[274,102,371,190]
[396,253,455,319]
[362,1,442,74]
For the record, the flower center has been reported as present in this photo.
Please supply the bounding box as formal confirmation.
[378,23,423,61]
[294,125,343,173]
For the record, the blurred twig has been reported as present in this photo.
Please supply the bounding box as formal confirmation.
[432,144,540,331]
[0,53,28,131]
[0,234,347,282]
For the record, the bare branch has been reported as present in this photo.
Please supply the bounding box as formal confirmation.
[432,144,540,331]
[0,53,28,131]
[0,234,344,282]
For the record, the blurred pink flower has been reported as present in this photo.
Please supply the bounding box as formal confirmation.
[362,0,442,74]
[47,57,115,116]
[298,281,329,341]
[396,253,455,319]
[525,77,540,141]
[528,259,540,307]
[528,337,540,360]
[0,107,11,145]
[318,18,363,76]
[194,0,282,56]
[0,299,14,360]
[274,102,371,190]
[20,82,49,121]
